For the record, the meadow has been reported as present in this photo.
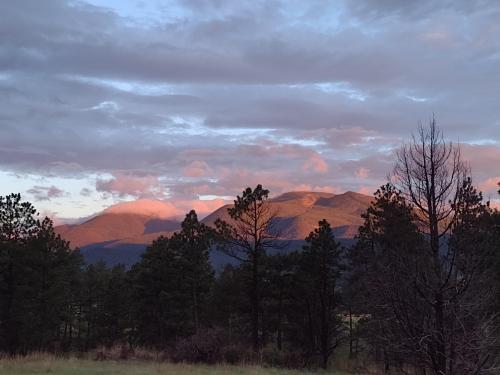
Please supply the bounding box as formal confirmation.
[0,354,349,375]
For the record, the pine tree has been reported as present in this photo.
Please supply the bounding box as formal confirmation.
[0,194,82,353]
[214,185,282,350]
[131,210,214,347]
[261,253,297,351]
[28,217,82,352]
[172,210,214,333]
[348,184,425,370]
[296,219,344,369]
[209,264,249,343]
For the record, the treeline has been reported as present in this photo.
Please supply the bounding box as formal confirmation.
[1,122,500,373]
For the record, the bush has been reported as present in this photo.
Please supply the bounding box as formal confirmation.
[90,345,161,361]
[261,347,306,369]
[172,329,226,364]
[221,344,243,364]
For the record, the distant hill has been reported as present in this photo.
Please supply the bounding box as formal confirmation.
[203,191,372,239]
[55,191,372,268]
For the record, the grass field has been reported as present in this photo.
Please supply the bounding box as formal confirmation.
[0,354,348,375]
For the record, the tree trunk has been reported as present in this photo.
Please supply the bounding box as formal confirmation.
[192,283,199,333]
[277,290,283,351]
[322,351,329,370]
[320,295,329,369]
[251,251,259,351]
[349,307,354,358]
[435,293,446,375]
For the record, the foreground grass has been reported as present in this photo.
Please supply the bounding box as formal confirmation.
[0,355,347,375]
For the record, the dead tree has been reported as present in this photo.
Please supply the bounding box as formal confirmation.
[392,118,497,374]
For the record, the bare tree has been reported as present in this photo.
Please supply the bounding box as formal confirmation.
[214,185,283,350]
[391,118,497,374]
[394,117,466,249]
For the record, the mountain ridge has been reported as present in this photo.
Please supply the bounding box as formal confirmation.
[55,190,373,267]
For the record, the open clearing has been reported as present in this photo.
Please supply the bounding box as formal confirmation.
[0,356,347,375]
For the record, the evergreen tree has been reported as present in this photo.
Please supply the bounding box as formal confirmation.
[131,210,214,348]
[348,184,425,371]
[77,262,130,349]
[447,179,500,370]
[80,261,110,350]
[214,185,282,350]
[28,217,82,352]
[131,235,190,347]
[0,194,82,353]
[0,194,38,352]
[261,253,297,351]
[209,264,249,343]
[172,210,214,333]
[98,265,131,347]
[295,219,344,369]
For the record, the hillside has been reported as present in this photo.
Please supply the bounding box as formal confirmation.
[203,191,371,239]
[56,191,372,267]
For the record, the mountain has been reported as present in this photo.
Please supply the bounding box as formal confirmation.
[55,191,373,267]
[56,200,184,248]
[203,191,372,240]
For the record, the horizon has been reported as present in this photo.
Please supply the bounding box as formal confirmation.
[55,189,371,225]
[2,0,500,221]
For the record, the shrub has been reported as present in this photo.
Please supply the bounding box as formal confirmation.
[90,345,161,361]
[221,344,242,364]
[172,329,226,364]
[261,347,306,369]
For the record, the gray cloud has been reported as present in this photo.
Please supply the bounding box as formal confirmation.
[27,185,67,201]
[80,187,93,197]
[1,0,500,214]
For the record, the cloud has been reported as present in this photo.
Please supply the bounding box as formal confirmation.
[179,199,228,217]
[80,187,93,197]
[355,167,370,179]
[27,185,66,201]
[478,177,500,192]
[477,176,500,201]
[183,160,212,177]
[1,0,500,218]
[103,198,227,219]
[96,173,166,199]
[302,154,329,174]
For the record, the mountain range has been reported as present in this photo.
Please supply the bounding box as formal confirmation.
[55,191,373,267]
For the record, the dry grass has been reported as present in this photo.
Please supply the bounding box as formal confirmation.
[0,353,348,375]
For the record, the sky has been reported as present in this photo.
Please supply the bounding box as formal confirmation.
[1,0,500,221]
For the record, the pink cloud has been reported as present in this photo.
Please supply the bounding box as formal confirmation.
[462,145,500,177]
[104,199,182,218]
[358,186,377,196]
[299,127,383,150]
[291,184,343,194]
[39,209,61,225]
[212,168,339,197]
[182,199,227,216]
[302,153,328,174]
[478,176,500,193]
[355,167,370,179]
[103,198,227,219]
[183,160,212,177]
[96,173,166,199]
[418,31,451,45]
[490,200,500,210]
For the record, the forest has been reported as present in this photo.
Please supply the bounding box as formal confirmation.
[1,122,499,375]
